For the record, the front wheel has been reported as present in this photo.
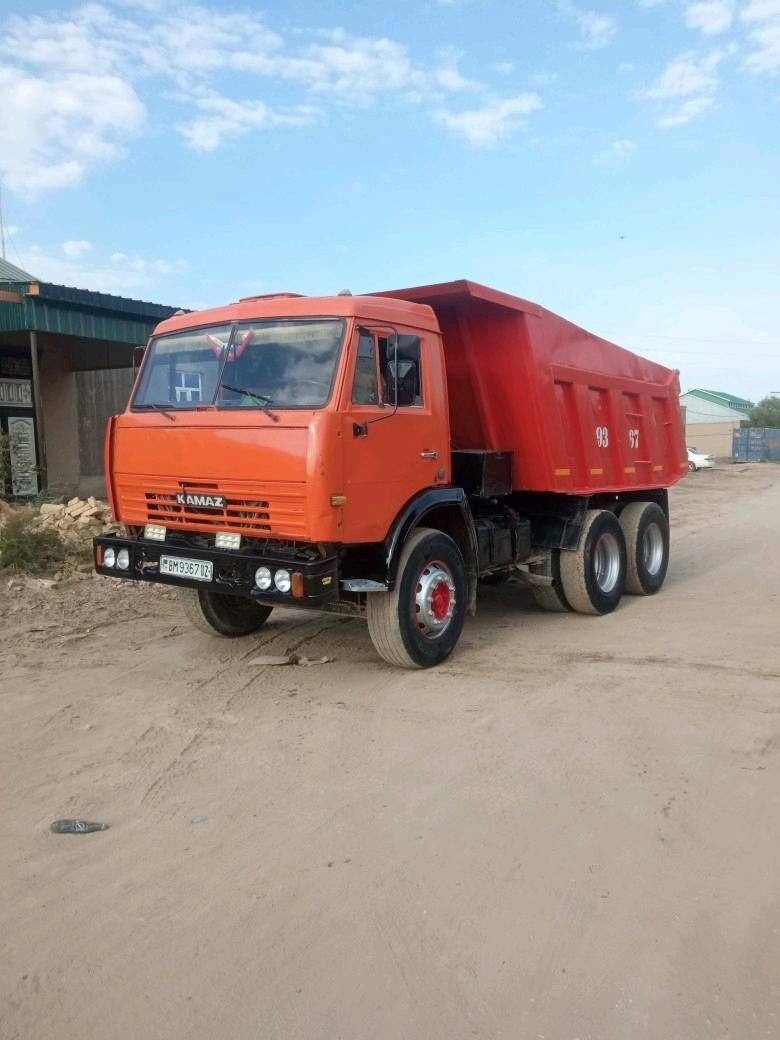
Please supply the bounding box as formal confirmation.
[366,527,466,668]
[688,461,697,472]
[178,588,272,637]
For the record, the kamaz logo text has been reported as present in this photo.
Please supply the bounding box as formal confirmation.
[176,493,226,509]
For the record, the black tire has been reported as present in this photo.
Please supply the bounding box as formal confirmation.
[559,509,626,615]
[688,461,697,472]
[366,527,466,668]
[529,549,571,612]
[619,501,669,595]
[178,588,272,637]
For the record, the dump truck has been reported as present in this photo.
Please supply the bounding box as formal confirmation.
[94,280,686,668]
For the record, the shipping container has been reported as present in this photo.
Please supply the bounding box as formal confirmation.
[732,427,780,462]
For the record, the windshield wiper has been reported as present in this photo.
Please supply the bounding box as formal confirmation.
[139,402,176,421]
[220,385,278,422]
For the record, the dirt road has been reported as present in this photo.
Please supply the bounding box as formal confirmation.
[2,465,779,1040]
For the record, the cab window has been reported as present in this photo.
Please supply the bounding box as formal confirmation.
[379,335,423,407]
[351,332,379,405]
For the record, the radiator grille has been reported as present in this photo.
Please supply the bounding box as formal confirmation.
[116,478,307,538]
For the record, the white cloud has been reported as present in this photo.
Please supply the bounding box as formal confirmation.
[642,49,722,125]
[558,3,617,48]
[578,11,618,47]
[595,138,638,168]
[178,95,313,151]
[657,95,715,124]
[435,93,542,147]
[14,240,187,296]
[62,239,92,258]
[685,2,735,35]
[0,2,494,194]
[0,64,145,196]
[644,50,723,97]
[741,0,780,74]
[494,61,515,74]
[433,55,481,93]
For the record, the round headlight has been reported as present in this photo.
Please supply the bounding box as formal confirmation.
[116,548,130,570]
[255,566,272,591]
[274,568,291,593]
[103,547,116,568]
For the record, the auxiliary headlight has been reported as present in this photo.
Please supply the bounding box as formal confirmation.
[116,548,130,570]
[215,532,241,550]
[255,566,272,591]
[274,568,291,593]
[144,524,166,542]
[103,547,116,568]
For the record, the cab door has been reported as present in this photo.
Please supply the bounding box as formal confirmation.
[340,326,449,543]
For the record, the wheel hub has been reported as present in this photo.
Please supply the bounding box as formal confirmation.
[414,561,456,638]
[593,532,621,593]
[642,522,664,576]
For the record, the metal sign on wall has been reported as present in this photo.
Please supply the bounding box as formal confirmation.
[8,416,39,496]
[0,378,33,408]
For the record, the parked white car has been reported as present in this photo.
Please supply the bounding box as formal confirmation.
[687,447,715,471]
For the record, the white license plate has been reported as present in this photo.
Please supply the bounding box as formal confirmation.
[160,556,213,582]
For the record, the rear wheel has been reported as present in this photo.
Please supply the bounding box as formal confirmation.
[367,527,466,668]
[559,509,626,615]
[178,588,272,637]
[619,501,669,595]
[530,549,571,612]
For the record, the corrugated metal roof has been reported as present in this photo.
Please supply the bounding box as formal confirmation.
[0,280,183,343]
[685,389,753,411]
[0,257,36,282]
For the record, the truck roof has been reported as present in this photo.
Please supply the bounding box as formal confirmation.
[152,292,441,337]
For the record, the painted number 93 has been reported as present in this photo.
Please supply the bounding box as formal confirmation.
[596,426,609,447]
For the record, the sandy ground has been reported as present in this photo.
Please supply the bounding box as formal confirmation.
[1,464,779,1040]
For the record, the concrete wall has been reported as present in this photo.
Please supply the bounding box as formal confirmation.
[685,420,741,458]
[40,345,80,493]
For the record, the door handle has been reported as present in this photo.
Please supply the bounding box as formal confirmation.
[420,450,438,459]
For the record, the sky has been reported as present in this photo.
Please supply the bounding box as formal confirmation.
[0,0,779,402]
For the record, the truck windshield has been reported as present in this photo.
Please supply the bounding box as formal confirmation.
[133,318,345,410]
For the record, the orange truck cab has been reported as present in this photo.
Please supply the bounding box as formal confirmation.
[95,280,686,668]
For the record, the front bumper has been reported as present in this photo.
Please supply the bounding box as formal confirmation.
[93,535,339,609]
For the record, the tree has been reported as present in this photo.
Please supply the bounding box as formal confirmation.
[747,395,780,428]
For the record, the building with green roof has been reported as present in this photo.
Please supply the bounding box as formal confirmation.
[0,262,181,497]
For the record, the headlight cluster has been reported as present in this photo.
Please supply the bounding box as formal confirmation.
[254,566,291,593]
[102,547,130,570]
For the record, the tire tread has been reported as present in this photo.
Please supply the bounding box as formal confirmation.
[559,509,625,615]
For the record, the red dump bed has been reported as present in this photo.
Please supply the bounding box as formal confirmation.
[379,280,687,496]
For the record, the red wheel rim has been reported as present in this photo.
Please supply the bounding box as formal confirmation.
[430,580,451,620]
[413,560,456,639]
